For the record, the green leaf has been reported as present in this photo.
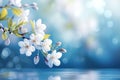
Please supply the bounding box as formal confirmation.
[15,21,26,29]
[43,34,50,40]
[2,32,8,40]
[30,20,35,32]
[8,18,13,29]
[12,8,22,16]
[0,8,8,20]
[13,29,23,37]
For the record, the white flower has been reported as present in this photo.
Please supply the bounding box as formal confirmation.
[18,39,35,56]
[34,19,46,35]
[10,0,21,7]
[46,50,62,68]
[36,39,52,53]
[30,33,43,46]
[19,9,30,22]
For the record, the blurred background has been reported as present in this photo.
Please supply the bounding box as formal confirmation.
[1,0,120,69]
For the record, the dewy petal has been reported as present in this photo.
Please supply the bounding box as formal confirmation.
[18,41,24,47]
[26,51,32,56]
[54,59,61,66]
[20,48,25,54]
[56,52,62,59]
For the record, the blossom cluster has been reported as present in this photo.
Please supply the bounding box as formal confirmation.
[0,0,66,68]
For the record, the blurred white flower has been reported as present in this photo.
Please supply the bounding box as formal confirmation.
[10,0,22,7]
[46,50,62,68]
[30,33,43,46]
[19,9,30,22]
[34,19,46,35]
[18,39,35,56]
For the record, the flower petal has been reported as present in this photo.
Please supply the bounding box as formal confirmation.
[30,46,35,52]
[56,52,62,59]
[26,51,32,56]
[47,54,51,60]
[18,41,24,47]
[54,59,61,66]
[20,48,25,54]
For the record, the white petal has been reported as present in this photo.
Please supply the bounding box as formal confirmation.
[41,24,46,30]
[26,51,32,56]
[44,39,52,45]
[47,61,53,68]
[54,59,61,66]
[36,19,42,26]
[52,50,57,55]
[25,9,30,16]
[56,52,62,59]
[47,54,51,60]
[30,34,35,39]
[18,41,24,47]
[30,46,35,52]
[20,48,25,54]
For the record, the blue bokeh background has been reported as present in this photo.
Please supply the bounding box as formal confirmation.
[0,0,120,69]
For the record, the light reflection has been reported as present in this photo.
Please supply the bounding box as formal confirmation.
[48,76,61,80]
[0,69,120,80]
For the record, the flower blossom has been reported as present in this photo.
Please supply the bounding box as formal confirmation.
[36,39,52,53]
[19,9,30,22]
[34,19,46,35]
[46,50,62,68]
[30,33,44,46]
[18,39,35,56]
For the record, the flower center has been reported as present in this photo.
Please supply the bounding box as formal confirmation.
[25,45,29,49]
[50,56,55,59]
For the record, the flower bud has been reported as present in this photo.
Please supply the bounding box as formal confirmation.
[34,54,40,65]
[56,41,62,46]
[59,48,67,53]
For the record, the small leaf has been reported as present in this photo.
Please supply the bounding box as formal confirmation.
[12,8,22,16]
[30,20,35,32]
[43,34,50,40]
[34,55,40,65]
[8,18,13,29]
[13,29,23,37]
[15,21,26,29]
[0,8,8,20]
[2,32,8,40]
